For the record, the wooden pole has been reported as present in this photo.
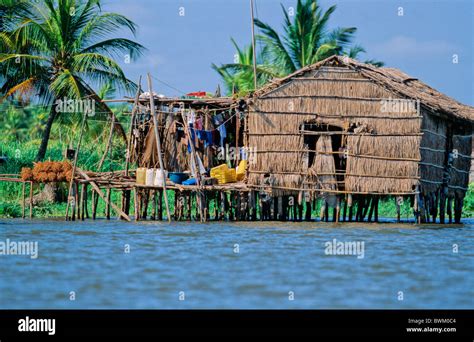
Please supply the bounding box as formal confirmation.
[179,105,205,222]
[105,188,111,220]
[76,168,131,221]
[133,187,139,221]
[65,110,88,220]
[92,191,97,219]
[22,181,26,219]
[80,183,85,220]
[250,0,257,91]
[125,76,142,176]
[147,73,171,223]
[29,182,33,218]
[439,189,446,224]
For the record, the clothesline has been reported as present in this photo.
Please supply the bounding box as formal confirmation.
[188,111,238,132]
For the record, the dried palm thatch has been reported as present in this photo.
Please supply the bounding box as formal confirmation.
[247,55,473,197]
[254,55,474,122]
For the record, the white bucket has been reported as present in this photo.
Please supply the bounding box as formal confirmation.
[154,169,168,186]
[145,168,155,186]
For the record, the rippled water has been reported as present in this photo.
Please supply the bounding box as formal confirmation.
[0,219,473,309]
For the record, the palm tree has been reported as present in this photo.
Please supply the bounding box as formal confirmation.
[212,38,280,95]
[0,0,145,161]
[254,0,361,75]
[213,0,382,93]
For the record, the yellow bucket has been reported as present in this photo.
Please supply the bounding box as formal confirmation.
[136,167,147,185]
[236,160,247,181]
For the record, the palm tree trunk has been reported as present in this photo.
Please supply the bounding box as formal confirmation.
[36,103,57,161]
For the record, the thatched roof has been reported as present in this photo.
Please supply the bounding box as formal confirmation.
[253,55,474,123]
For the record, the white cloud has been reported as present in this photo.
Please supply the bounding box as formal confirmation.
[372,36,458,57]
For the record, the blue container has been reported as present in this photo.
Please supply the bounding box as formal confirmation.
[169,172,189,184]
[182,178,197,186]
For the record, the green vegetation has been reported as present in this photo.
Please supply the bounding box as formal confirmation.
[0,0,144,160]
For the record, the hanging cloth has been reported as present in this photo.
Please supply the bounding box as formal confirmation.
[187,123,196,153]
[217,124,227,147]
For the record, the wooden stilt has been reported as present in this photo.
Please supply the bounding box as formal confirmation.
[22,182,26,219]
[305,200,312,221]
[158,190,163,221]
[454,195,462,224]
[335,198,340,223]
[80,183,85,221]
[92,191,97,220]
[142,189,150,220]
[147,74,171,222]
[133,188,139,221]
[106,188,111,220]
[447,197,453,223]
[368,196,376,222]
[29,182,33,219]
[342,197,347,222]
[374,196,379,223]
[65,111,87,221]
[439,190,446,224]
[84,184,89,219]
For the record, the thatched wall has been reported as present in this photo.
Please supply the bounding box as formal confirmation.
[419,112,447,195]
[248,66,422,195]
[418,111,472,198]
[448,134,472,197]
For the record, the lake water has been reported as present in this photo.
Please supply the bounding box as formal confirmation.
[0,219,473,309]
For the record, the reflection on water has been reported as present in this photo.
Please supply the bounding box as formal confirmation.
[0,219,473,309]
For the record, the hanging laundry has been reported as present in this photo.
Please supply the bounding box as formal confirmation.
[213,113,224,126]
[195,130,214,148]
[187,110,195,125]
[194,116,203,130]
[212,130,220,146]
[187,123,196,153]
[217,124,227,147]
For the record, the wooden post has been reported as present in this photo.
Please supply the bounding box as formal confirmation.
[158,190,163,221]
[179,106,205,222]
[348,194,353,222]
[80,183,85,221]
[76,168,131,221]
[133,187,139,221]
[251,191,257,221]
[447,197,453,223]
[396,197,401,223]
[147,73,171,222]
[439,189,446,224]
[433,191,439,223]
[454,195,462,224]
[105,188,111,220]
[151,190,157,220]
[374,196,379,223]
[367,196,376,222]
[22,181,26,219]
[335,198,340,223]
[142,189,149,220]
[125,76,142,177]
[65,110,87,221]
[29,182,33,219]
[75,182,80,220]
[92,191,97,219]
[305,197,312,221]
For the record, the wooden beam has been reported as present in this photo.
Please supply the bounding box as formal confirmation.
[76,168,131,221]
[147,74,171,222]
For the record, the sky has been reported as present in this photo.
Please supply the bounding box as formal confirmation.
[104,0,474,105]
